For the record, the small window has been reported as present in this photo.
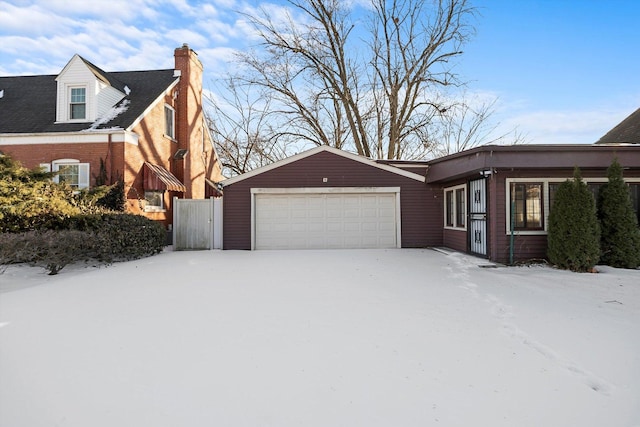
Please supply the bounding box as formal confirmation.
[444,185,466,229]
[145,191,165,212]
[455,188,466,227]
[52,159,90,189]
[510,182,543,230]
[164,105,175,139]
[70,87,86,120]
[445,191,454,227]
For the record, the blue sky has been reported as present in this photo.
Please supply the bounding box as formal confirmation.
[1,0,639,146]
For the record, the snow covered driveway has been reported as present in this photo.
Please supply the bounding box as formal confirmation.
[1,249,639,427]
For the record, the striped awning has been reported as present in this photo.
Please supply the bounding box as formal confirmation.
[143,162,186,192]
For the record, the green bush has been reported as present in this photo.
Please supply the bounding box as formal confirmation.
[96,180,126,212]
[1,154,166,275]
[91,213,166,263]
[597,158,640,269]
[547,167,601,272]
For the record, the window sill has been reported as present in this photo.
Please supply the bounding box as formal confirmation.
[505,230,547,236]
[444,226,467,231]
[164,134,177,142]
[144,207,166,213]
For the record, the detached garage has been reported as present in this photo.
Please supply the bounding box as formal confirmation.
[221,146,441,250]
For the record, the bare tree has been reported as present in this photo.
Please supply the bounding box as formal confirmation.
[205,77,295,176]
[233,0,477,161]
[430,94,528,157]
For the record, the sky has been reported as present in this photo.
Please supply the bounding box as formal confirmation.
[1,0,639,146]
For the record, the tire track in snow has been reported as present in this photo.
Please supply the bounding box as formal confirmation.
[443,251,614,396]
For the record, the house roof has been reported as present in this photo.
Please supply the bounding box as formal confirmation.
[0,68,177,134]
[221,145,426,186]
[596,107,640,144]
[425,144,640,183]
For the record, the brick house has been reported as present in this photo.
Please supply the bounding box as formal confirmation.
[0,44,224,227]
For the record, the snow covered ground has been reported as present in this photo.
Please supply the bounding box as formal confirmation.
[1,248,639,427]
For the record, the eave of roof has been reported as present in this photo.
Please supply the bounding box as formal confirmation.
[221,145,425,186]
[425,144,640,183]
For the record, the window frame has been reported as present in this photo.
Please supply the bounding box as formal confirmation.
[144,190,166,212]
[69,86,87,120]
[444,183,466,230]
[50,159,90,190]
[164,104,176,140]
[506,177,640,235]
[510,182,544,232]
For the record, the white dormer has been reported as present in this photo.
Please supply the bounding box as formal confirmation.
[55,54,126,123]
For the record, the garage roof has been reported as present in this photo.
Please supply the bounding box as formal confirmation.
[221,146,425,186]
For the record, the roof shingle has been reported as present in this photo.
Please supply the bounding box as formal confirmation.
[597,107,640,144]
[0,68,177,134]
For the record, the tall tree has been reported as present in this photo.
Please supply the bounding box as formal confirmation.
[233,0,478,161]
[597,158,640,269]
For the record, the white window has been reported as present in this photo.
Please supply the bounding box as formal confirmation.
[70,87,87,120]
[164,105,175,139]
[444,184,466,229]
[51,159,90,189]
[144,191,165,212]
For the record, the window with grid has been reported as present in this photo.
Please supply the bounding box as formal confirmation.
[51,160,90,189]
[70,87,86,120]
[510,182,543,230]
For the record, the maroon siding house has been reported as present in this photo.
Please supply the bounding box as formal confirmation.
[221,146,438,250]
[424,144,640,264]
[220,108,640,265]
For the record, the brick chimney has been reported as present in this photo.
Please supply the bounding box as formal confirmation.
[173,43,205,199]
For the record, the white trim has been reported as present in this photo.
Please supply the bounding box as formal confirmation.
[250,186,401,194]
[51,158,90,189]
[222,146,425,186]
[443,183,467,231]
[505,177,640,235]
[0,130,132,145]
[250,186,402,250]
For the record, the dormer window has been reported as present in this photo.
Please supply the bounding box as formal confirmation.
[70,87,86,120]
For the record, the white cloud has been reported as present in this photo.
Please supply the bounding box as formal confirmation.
[165,29,210,48]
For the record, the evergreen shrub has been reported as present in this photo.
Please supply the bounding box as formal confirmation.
[547,167,600,272]
[91,213,166,263]
[597,158,640,268]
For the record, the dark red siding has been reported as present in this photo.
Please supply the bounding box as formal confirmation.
[223,150,442,250]
[490,169,640,264]
[443,229,466,252]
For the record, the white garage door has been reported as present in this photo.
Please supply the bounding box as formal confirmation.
[254,191,399,249]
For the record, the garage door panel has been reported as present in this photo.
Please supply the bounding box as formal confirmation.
[255,192,398,249]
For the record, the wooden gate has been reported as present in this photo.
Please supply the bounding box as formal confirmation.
[173,197,222,250]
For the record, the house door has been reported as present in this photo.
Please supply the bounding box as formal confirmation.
[468,178,487,256]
